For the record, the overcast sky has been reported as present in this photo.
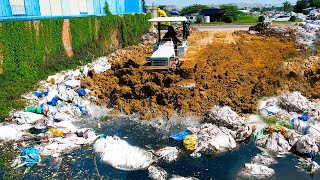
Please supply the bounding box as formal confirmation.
[145,0,298,7]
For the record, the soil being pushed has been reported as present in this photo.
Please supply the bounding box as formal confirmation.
[82,31,320,119]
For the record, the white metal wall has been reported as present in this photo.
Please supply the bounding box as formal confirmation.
[39,0,51,16]
[86,0,94,15]
[61,0,80,16]
[10,0,26,15]
[50,0,62,16]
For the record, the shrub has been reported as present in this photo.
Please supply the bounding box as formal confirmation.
[196,17,203,24]
[223,16,233,23]
[289,16,297,22]
[258,16,265,22]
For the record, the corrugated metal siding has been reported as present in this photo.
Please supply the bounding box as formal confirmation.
[39,0,51,16]
[124,0,141,13]
[86,0,94,14]
[10,0,25,15]
[61,0,80,15]
[79,0,88,14]
[0,0,12,17]
[93,0,101,15]
[50,0,62,16]
[25,0,40,16]
[99,0,106,14]
[116,0,125,14]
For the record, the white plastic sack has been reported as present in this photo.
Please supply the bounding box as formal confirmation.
[52,121,78,133]
[91,57,111,74]
[294,135,319,156]
[0,126,22,141]
[76,128,96,139]
[93,136,154,171]
[279,92,314,112]
[13,112,45,125]
[65,80,80,89]
[39,141,79,156]
[194,124,237,154]
[252,153,277,166]
[240,163,275,178]
[296,158,320,174]
[148,166,167,180]
[169,176,198,180]
[205,106,244,129]
[255,132,291,152]
[154,146,179,163]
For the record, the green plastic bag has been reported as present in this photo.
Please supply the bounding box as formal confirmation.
[24,107,43,114]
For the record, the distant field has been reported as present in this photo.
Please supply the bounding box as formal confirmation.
[198,16,259,25]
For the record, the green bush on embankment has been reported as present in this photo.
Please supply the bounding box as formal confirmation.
[0,13,151,121]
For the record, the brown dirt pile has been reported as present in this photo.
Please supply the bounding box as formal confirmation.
[82,31,320,119]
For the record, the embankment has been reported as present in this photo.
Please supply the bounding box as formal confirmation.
[0,13,151,121]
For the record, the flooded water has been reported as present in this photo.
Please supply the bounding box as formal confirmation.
[24,116,320,180]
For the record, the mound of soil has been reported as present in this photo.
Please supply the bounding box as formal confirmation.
[82,31,320,119]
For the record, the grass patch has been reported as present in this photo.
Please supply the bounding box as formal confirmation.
[0,14,151,122]
[234,16,258,23]
[261,115,279,124]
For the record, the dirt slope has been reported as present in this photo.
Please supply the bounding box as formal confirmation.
[82,30,320,119]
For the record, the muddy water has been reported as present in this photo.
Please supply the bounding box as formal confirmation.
[21,116,320,180]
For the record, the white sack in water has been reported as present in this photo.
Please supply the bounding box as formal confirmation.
[93,136,155,171]
[12,112,45,125]
[0,126,22,141]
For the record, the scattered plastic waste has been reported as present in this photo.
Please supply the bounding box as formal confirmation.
[154,146,179,163]
[94,136,155,171]
[0,126,22,141]
[239,163,275,179]
[47,97,59,106]
[279,92,314,112]
[75,104,89,115]
[255,132,291,153]
[169,130,192,141]
[77,89,88,97]
[48,128,65,137]
[148,166,167,180]
[32,91,48,98]
[293,135,318,158]
[252,153,277,166]
[205,106,244,129]
[24,107,43,114]
[12,112,45,125]
[296,158,320,174]
[169,175,199,180]
[183,134,197,151]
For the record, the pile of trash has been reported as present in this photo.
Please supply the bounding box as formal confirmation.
[168,91,320,178]
[295,20,320,49]
[1,57,112,170]
[249,22,293,37]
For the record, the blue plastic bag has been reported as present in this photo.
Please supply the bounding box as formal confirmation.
[20,147,40,167]
[75,104,89,115]
[47,97,59,106]
[169,130,192,141]
[298,114,309,122]
[32,91,48,98]
[77,89,87,97]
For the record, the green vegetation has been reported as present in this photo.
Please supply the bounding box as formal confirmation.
[0,143,22,180]
[261,115,279,124]
[295,0,320,12]
[180,4,209,16]
[0,13,151,121]
[258,16,265,22]
[235,16,259,23]
[289,16,297,22]
[220,5,241,21]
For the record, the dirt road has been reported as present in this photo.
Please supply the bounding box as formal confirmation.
[194,24,253,31]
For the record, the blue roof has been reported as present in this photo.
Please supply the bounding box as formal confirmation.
[199,9,223,15]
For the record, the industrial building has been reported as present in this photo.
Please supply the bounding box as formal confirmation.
[0,0,143,20]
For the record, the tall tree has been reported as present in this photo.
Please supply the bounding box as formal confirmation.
[294,0,309,13]
[180,4,209,16]
[283,1,292,12]
[309,0,320,8]
[220,5,241,20]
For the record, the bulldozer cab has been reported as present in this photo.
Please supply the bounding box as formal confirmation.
[146,17,189,68]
